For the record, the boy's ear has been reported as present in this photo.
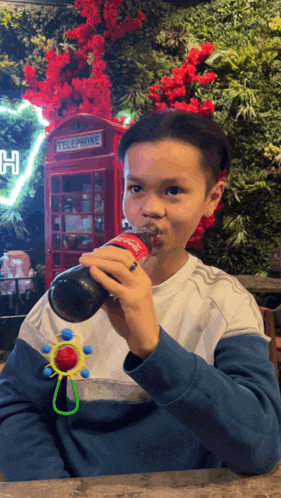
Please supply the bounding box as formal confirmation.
[216,180,226,196]
[204,181,225,217]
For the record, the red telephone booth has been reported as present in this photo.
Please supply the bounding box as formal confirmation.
[45,114,129,291]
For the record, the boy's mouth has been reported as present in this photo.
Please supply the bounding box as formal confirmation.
[141,223,163,240]
[152,232,164,246]
[153,233,162,242]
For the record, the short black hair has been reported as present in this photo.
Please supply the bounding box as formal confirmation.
[118,109,232,200]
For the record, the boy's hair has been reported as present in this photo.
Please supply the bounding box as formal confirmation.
[118,109,232,200]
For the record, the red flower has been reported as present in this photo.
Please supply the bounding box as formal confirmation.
[199,100,215,116]
[62,81,73,99]
[165,86,186,103]
[195,72,217,85]
[87,34,106,55]
[79,98,93,114]
[104,1,118,23]
[45,49,57,62]
[197,42,215,63]
[23,65,37,81]
[61,104,80,120]
[152,102,169,112]
[186,48,201,66]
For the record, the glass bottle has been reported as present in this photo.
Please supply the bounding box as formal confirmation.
[48,224,158,323]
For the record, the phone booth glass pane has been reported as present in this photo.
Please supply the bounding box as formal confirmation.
[53,253,61,267]
[52,177,60,193]
[52,215,61,231]
[52,234,61,249]
[64,214,93,233]
[62,235,93,251]
[94,216,104,233]
[52,196,60,212]
[94,172,103,191]
[94,193,104,212]
[62,194,92,213]
[63,174,91,193]
[82,195,92,212]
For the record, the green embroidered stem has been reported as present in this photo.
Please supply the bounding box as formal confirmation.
[53,377,80,415]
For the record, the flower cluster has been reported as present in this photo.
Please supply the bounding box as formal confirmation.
[268,15,281,31]
[148,42,217,115]
[146,42,229,250]
[23,0,146,134]
[264,143,281,161]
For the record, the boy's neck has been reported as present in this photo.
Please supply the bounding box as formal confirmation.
[142,252,188,286]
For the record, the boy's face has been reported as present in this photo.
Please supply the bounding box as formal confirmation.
[122,138,225,259]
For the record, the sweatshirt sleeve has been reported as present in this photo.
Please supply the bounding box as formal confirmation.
[124,326,281,475]
[0,333,72,482]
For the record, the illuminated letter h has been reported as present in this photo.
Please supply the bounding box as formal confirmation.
[0,150,19,175]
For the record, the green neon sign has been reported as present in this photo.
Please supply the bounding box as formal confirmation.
[0,100,49,207]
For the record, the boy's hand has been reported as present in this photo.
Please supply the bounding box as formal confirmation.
[79,247,160,359]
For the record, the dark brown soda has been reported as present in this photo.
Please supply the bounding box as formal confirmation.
[48,225,158,323]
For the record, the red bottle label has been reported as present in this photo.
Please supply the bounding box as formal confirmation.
[106,233,150,263]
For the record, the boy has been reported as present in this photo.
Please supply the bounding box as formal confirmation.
[0,110,280,482]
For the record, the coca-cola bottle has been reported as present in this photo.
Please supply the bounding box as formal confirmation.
[48,224,158,323]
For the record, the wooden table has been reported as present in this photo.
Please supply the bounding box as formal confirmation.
[0,461,281,497]
[234,275,281,293]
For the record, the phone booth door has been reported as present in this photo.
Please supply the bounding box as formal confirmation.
[45,113,127,291]
[49,170,107,282]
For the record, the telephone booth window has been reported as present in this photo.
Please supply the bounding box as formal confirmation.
[77,236,92,251]
[64,195,80,213]
[62,235,93,251]
[52,196,60,212]
[52,215,61,231]
[63,174,91,193]
[94,216,104,233]
[63,194,92,213]
[63,253,81,269]
[52,234,61,250]
[53,253,61,267]
[52,177,60,193]
[94,193,104,213]
[94,172,103,191]
[64,214,93,233]
[82,194,92,212]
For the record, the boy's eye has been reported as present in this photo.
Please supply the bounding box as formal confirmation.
[127,185,183,196]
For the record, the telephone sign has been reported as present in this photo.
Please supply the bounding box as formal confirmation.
[55,132,102,153]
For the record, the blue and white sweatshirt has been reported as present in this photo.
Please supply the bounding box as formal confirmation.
[0,252,281,482]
